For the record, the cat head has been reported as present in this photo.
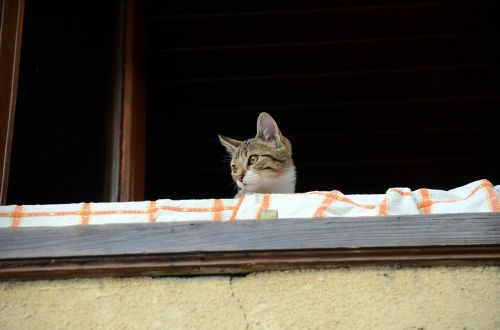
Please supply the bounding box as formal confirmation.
[219,112,295,194]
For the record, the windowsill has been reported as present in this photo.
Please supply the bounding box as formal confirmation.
[0,212,499,280]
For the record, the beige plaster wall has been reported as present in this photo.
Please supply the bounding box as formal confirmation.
[1,266,499,330]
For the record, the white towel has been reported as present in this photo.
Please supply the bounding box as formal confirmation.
[0,179,498,228]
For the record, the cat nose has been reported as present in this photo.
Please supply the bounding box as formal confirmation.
[236,174,245,182]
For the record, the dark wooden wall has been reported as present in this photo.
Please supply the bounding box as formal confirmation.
[145,0,500,200]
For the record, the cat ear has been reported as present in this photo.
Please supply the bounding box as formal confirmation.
[256,112,282,144]
[218,135,241,154]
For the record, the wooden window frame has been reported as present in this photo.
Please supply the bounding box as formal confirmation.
[0,0,25,205]
[0,1,499,281]
[105,0,146,202]
[0,213,499,280]
[117,0,146,202]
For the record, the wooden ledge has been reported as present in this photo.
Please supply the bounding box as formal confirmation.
[1,213,499,279]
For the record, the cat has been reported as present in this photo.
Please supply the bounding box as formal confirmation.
[219,112,296,197]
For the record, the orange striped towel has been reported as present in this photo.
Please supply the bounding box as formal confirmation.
[0,179,498,228]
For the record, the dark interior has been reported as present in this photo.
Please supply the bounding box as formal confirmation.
[7,1,119,204]
[7,0,500,204]
[145,0,500,200]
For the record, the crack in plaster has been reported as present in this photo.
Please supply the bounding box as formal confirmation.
[229,276,250,330]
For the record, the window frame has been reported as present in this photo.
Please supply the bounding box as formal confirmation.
[0,0,25,205]
[1,213,499,280]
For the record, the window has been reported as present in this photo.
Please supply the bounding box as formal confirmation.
[3,0,499,204]
[1,0,145,204]
[1,0,499,280]
[144,0,500,199]
[6,1,120,204]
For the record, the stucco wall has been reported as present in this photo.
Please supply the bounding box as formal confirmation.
[1,266,499,329]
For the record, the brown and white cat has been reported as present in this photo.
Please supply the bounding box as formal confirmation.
[219,112,296,197]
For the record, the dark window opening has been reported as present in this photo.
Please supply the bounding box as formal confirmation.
[145,0,500,200]
[7,1,120,204]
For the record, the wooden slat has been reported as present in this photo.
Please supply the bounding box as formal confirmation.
[148,127,498,169]
[294,158,500,194]
[147,96,500,138]
[1,213,499,258]
[148,1,496,49]
[2,247,500,280]
[147,0,434,16]
[120,0,146,201]
[0,213,499,279]
[0,0,25,205]
[150,34,499,80]
[150,65,500,108]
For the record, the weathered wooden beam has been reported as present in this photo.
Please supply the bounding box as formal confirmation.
[2,246,500,280]
[0,213,499,279]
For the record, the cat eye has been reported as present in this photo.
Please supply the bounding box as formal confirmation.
[248,155,259,165]
[231,165,237,172]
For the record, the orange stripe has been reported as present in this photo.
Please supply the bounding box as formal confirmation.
[336,195,376,209]
[158,205,236,213]
[11,205,24,228]
[388,188,413,196]
[81,203,91,225]
[256,194,270,220]
[148,201,158,222]
[482,179,500,212]
[309,192,376,210]
[378,189,414,216]
[378,197,388,216]
[0,205,238,218]
[314,190,339,218]
[213,199,224,221]
[422,183,483,205]
[0,210,148,217]
[230,195,245,221]
[419,189,432,214]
